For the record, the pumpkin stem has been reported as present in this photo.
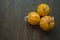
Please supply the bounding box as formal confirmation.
[43,6,48,11]
[52,16,54,21]
[43,9,45,11]
[24,16,29,21]
[48,20,50,24]
[48,16,54,24]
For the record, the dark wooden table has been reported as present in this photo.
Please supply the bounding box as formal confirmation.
[0,0,60,40]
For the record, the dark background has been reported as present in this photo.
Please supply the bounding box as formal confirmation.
[0,0,60,40]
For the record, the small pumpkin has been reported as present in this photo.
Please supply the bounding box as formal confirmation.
[24,12,40,25]
[37,3,50,16]
[39,16,55,31]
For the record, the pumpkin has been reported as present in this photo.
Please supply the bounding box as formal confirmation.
[24,12,40,25]
[37,3,50,16]
[39,16,55,31]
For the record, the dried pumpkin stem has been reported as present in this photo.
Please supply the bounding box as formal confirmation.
[43,6,48,11]
[48,16,54,24]
[24,16,29,21]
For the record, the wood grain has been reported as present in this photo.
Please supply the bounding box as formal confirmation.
[0,0,60,40]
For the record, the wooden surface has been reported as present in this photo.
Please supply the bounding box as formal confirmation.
[0,0,60,40]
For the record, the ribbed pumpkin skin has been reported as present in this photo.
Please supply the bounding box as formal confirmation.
[37,4,50,16]
[39,16,55,31]
[27,12,40,25]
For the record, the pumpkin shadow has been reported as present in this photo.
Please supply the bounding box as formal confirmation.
[40,27,54,36]
[42,30,52,35]
[26,22,40,30]
[31,25,40,30]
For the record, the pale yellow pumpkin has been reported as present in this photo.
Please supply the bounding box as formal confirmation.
[25,12,40,25]
[37,3,50,16]
[39,16,55,31]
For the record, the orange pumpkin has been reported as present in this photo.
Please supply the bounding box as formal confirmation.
[39,16,55,31]
[24,12,40,25]
[37,3,50,16]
